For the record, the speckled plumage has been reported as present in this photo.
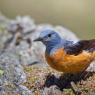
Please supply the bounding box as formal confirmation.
[34,29,95,73]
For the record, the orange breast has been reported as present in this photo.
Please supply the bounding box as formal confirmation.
[45,48,94,73]
[92,51,95,59]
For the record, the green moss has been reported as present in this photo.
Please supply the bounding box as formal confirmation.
[63,89,75,95]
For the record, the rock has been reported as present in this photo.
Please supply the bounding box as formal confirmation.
[0,51,26,84]
[42,85,63,95]
[0,14,12,50]
[87,91,95,95]
[0,51,32,95]
[17,85,32,95]
[6,16,36,34]
[3,16,38,65]
[0,12,9,27]
[14,41,33,65]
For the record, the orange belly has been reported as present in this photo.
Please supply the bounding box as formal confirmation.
[45,48,94,73]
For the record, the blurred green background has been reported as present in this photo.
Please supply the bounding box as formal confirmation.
[0,0,95,39]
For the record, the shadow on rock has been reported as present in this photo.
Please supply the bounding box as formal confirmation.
[44,71,94,91]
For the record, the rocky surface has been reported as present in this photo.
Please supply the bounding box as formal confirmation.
[23,65,95,95]
[0,13,95,95]
[0,51,32,95]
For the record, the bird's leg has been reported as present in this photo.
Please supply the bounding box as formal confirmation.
[79,70,92,80]
[78,65,90,80]
[78,71,87,80]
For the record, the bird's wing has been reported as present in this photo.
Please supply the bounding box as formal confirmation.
[64,39,95,55]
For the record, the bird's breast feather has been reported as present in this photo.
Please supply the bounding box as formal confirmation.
[45,48,65,63]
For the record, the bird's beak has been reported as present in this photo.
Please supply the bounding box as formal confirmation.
[33,37,42,42]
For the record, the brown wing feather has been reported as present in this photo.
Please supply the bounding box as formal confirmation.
[65,39,95,55]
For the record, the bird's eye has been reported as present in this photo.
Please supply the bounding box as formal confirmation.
[48,34,51,37]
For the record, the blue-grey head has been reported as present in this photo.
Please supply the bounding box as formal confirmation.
[34,29,62,46]
[34,28,62,54]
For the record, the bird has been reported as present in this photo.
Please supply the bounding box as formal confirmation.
[34,29,95,74]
